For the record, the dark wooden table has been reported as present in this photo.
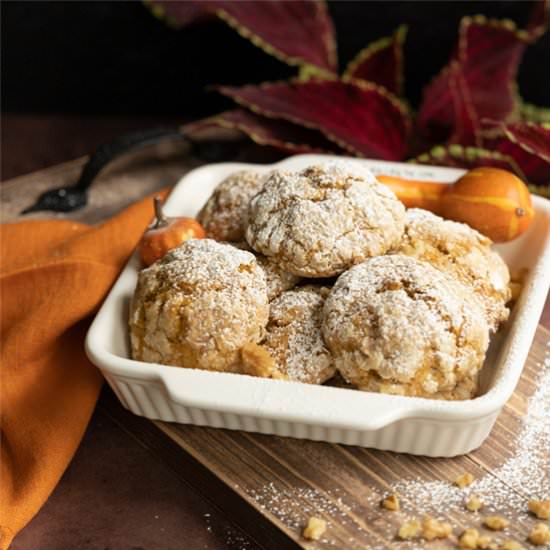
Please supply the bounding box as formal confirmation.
[3,115,549,550]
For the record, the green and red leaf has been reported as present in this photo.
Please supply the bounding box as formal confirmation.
[186,109,340,154]
[343,25,407,96]
[527,0,550,39]
[149,0,337,72]
[218,79,412,160]
[413,144,526,178]
[496,121,550,163]
[417,16,530,145]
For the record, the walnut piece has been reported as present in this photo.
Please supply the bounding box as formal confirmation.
[302,517,327,541]
[459,528,480,548]
[477,535,492,549]
[466,495,484,512]
[529,523,550,545]
[528,499,550,520]
[454,473,475,488]
[422,516,453,540]
[398,520,421,540]
[501,540,522,550]
[483,515,509,530]
[381,494,400,511]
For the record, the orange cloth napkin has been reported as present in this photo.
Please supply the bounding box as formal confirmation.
[0,192,165,549]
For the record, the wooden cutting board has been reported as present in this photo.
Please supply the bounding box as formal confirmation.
[4,140,549,550]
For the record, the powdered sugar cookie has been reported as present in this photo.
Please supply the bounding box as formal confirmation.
[245,163,405,277]
[322,255,489,399]
[129,239,268,372]
[198,170,264,241]
[396,208,510,331]
[262,286,336,384]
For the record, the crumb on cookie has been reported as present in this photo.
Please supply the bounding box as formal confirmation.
[240,343,284,379]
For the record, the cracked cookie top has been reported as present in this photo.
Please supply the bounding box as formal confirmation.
[322,255,489,400]
[197,170,265,242]
[262,285,336,384]
[245,163,406,277]
[129,239,269,372]
[396,209,511,331]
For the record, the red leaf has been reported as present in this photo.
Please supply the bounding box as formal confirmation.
[528,0,550,39]
[494,138,550,185]
[343,25,407,96]
[149,0,337,72]
[185,109,341,154]
[497,122,550,163]
[218,80,412,160]
[418,16,530,144]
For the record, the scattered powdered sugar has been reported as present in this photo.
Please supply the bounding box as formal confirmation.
[393,353,550,518]
[241,349,549,547]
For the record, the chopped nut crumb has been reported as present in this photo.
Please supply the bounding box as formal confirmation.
[529,523,550,545]
[240,343,284,379]
[528,499,550,520]
[502,540,522,550]
[487,543,499,550]
[454,473,475,488]
[477,535,492,549]
[459,528,480,548]
[466,495,484,512]
[483,515,509,530]
[302,516,326,541]
[422,516,453,540]
[381,494,400,511]
[398,520,421,540]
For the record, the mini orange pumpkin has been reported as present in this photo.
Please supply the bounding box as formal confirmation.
[138,197,206,266]
[378,167,534,242]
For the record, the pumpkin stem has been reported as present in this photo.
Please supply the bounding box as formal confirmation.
[152,196,169,228]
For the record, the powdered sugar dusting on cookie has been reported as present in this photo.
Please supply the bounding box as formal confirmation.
[263,286,335,384]
[197,170,265,242]
[323,255,489,399]
[246,164,405,277]
[397,208,510,331]
[129,239,269,372]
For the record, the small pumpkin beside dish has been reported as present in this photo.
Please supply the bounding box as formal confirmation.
[138,196,206,266]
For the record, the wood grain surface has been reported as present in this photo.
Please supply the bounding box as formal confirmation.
[3,137,549,550]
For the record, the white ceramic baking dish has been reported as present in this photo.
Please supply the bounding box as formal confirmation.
[85,155,550,457]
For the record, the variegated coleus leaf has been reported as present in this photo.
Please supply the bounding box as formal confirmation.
[218,79,412,160]
[417,15,534,145]
[415,121,550,187]
[343,25,407,96]
[185,109,341,154]
[148,0,337,73]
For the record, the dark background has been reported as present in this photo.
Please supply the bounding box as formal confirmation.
[2,0,549,178]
